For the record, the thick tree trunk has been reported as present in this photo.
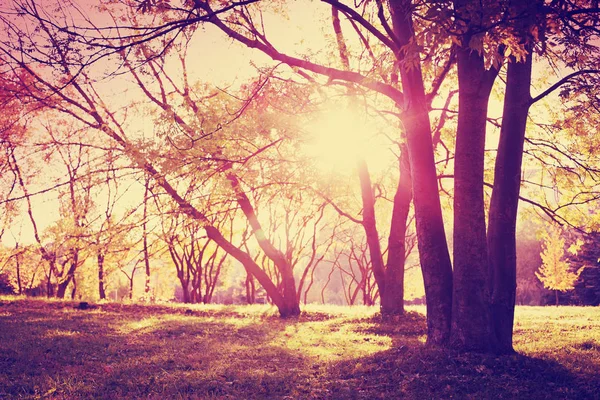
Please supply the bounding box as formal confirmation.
[57,251,79,299]
[180,278,190,303]
[389,0,453,345]
[451,42,499,352]
[488,53,532,353]
[98,252,106,300]
[381,144,412,315]
[56,271,72,298]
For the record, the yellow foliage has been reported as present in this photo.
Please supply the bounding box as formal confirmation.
[535,224,584,292]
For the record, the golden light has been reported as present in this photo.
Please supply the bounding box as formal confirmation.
[303,101,395,177]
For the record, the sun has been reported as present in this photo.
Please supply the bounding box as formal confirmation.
[302,101,395,176]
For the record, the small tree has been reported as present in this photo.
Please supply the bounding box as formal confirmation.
[536,224,584,306]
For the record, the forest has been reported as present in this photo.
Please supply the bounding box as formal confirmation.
[1,0,600,360]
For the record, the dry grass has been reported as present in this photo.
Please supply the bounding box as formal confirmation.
[0,296,598,399]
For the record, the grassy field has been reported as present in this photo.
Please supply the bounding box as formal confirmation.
[0,297,599,399]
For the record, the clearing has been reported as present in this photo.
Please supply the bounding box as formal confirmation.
[0,297,599,399]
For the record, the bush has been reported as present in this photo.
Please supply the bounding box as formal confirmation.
[0,273,15,295]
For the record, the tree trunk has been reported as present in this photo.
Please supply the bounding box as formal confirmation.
[488,6,535,354]
[225,172,300,317]
[129,275,134,300]
[357,159,387,301]
[143,177,152,294]
[381,144,412,315]
[389,0,453,345]
[204,225,298,315]
[246,274,256,304]
[98,252,106,300]
[57,252,78,299]
[10,151,57,299]
[56,276,70,298]
[15,243,23,295]
[47,266,54,298]
[451,40,499,352]
[191,269,201,304]
[70,277,77,300]
[180,278,190,303]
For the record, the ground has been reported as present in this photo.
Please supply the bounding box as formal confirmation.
[0,297,599,399]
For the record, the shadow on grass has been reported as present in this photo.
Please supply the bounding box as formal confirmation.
[0,300,312,398]
[1,299,599,399]
[322,311,599,399]
[324,346,599,399]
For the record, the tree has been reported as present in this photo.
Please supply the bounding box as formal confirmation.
[566,231,600,305]
[158,200,229,304]
[536,224,584,305]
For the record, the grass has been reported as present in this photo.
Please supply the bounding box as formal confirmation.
[0,297,599,399]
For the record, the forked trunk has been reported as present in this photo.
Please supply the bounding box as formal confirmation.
[225,172,301,317]
[57,252,79,299]
[56,274,72,299]
[451,41,499,352]
[204,226,300,317]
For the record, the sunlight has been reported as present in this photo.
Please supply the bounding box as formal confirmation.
[273,320,392,362]
[303,101,394,177]
[43,328,81,339]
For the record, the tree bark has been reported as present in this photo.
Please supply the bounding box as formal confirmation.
[488,0,536,353]
[181,279,190,303]
[98,252,106,300]
[47,267,54,298]
[15,243,23,295]
[357,159,387,300]
[246,274,256,304]
[451,39,500,352]
[142,176,152,295]
[389,0,453,345]
[70,277,77,300]
[381,144,412,315]
[56,253,78,299]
